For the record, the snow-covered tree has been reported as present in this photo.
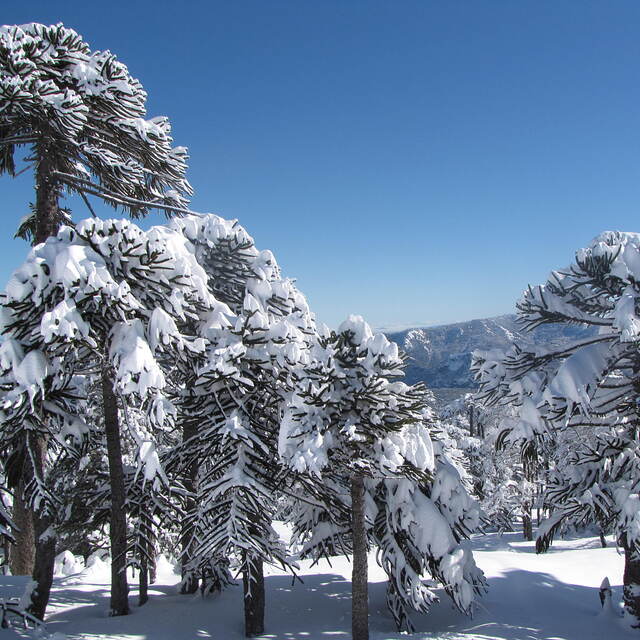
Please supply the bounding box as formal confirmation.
[0,21,193,614]
[0,217,211,617]
[472,230,640,624]
[440,395,538,537]
[0,22,192,243]
[164,214,318,636]
[281,316,486,635]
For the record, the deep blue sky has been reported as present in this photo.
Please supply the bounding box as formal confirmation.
[2,1,640,329]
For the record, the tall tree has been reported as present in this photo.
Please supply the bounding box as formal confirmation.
[0,22,192,239]
[472,230,640,625]
[0,22,192,618]
[165,214,318,636]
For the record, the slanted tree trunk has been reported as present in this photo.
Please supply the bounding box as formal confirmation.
[351,473,369,640]
[26,435,56,621]
[622,534,640,625]
[102,366,129,616]
[242,553,265,637]
[180,413,199,594]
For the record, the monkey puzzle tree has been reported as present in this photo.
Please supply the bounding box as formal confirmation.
[0,217,211,617]
[0,21,192,613]
[164,214,319,637]
[281,316,486,637]
[472,230,640,625]
[0,22,192,241]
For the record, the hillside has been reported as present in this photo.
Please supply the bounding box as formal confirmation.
[386,314,596,389]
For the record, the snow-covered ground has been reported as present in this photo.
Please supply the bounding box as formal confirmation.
[1,531,633,640]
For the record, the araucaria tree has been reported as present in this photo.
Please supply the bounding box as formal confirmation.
[0,218,211,616]
[281,316,486,637]
[0,21,192,618]
[439,395,540,538]
[165,214,318,636]
[0,22,192,241]
[472,230,640,625]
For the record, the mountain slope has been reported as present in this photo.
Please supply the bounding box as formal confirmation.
[386,314,595,389]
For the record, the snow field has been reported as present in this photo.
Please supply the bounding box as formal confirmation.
[2,531,630,640]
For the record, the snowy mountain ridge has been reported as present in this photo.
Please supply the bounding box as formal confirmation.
[385,314,596,389]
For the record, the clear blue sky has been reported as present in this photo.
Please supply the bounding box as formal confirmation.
[2,1,639,329]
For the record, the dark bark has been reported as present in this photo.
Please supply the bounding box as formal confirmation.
[242,553,265,637]
[28,514,56,620]
[180,414,199,594]
[351,473,369,640]
[34,140,62,245]
[522,500,533,541]
[622,535,640,625]
[102,367,129,616]
[25,435,56,621]
[138,553,148,606]
[599,529,607,548]
[10,475,35,576]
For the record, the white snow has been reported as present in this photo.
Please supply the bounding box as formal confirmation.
[3,531,632,639]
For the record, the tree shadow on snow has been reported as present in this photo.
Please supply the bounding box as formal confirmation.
[40,568,634,640]
[404,569,632,640]
[44,572,357,639]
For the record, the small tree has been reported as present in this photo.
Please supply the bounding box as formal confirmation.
[472,230,640,624]
[439,396,541,536]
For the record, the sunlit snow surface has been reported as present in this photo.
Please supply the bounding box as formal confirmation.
[1,529,632,639]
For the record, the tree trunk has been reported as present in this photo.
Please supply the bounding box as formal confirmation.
[139,510,153,604]
[242,553,265,637]
[10,473,35,576]
[599,528,607,548]
[28,515,56,620]
[139,553,148,606]
[522,499,533,541]
[351,473,369,640]
[34,140,62,245]
[149,553,156,585]
[180,413,199,594]
[25,435,56,621]
[12,141,64,617]
[622,535,640,625]
[102,366,129,617]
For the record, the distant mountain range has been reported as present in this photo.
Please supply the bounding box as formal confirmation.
[385,314,595,389]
